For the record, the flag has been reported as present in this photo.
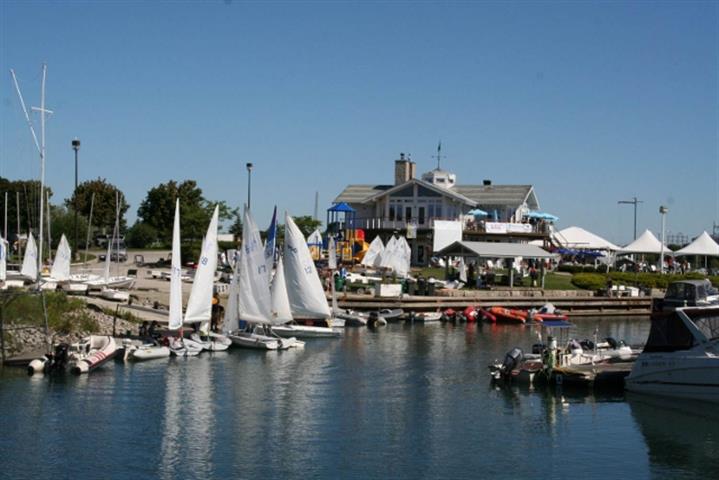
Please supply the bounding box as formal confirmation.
[264,206,277,274]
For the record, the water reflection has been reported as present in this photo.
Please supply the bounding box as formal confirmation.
[627,393,719,478]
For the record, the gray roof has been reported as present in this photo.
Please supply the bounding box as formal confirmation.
[334,182,536,208]
[454,185,535,207]
[437,241,556,259]
[333,185,390,204]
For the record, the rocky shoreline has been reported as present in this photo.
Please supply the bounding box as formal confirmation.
[3,309,140,358]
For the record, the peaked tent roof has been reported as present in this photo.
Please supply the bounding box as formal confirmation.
[437,241,556,259]
[554,226,620,251]
[620,229,671,255]
[674,231,719,257]
[328,202,356,212]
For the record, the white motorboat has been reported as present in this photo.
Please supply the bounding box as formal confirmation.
[626,306,719,403]
[123,340,171,361]
[68,335,118,374]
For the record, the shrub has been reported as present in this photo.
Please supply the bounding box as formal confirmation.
[571,273,608,290]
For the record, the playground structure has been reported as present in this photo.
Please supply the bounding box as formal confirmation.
[326,202,369,263]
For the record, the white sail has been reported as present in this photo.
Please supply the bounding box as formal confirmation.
[361,236,384,267]
[222,261,240,333]
[0,236,6,282]
[168,200,184,331]
[283,213,331,319]
[184,205,219,334]
[50,234,71,281]
[327,236,337,270]
[394,236,412,278]
[379,235,397,269]
[238,209,273,324]
[270,255,293,324]
[20,233,38,280]
[458,256,467,283]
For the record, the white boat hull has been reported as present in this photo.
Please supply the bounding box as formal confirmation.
[61,282,89,294]
[190,333,230,351]
[100,288,130,302]
[127,345,171,361]
[273,324,341,338]
[626,356,719,403]
[228,331,279,350]
[68,335,117,374]
[169,337,203,356]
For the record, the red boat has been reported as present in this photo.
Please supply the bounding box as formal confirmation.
[530,312,568,322]
[463,306,479,322]
[487,307,529,324]
[478,308,496,323]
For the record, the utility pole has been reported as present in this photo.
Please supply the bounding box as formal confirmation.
[618,196,643,240]
[659,206,668,273]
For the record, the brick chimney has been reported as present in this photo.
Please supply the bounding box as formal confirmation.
[394,152,414,185]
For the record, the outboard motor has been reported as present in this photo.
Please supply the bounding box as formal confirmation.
[502,348,524,373]
[605,337,618,349]
[579,339,595,351]
[49,343,70,374]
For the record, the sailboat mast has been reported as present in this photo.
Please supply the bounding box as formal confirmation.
[84,192,95,267]
[46,190,52,263]
[37,64,47,283]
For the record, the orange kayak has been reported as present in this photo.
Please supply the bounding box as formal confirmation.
[487,307,528,324]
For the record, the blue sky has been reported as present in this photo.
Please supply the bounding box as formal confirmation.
[1,0,717,245]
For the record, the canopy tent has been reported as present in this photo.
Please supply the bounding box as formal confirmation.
[438,241,556,259]
[525,211,559,222]
[467,208,488,217]
[553,226,621,251]
[327,202,355,213]
[432,220,463,252]
[620,229,671,255]
[436,241,556,288]
[674,231,719,257]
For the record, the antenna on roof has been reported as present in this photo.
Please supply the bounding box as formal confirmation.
[431,140,445,170]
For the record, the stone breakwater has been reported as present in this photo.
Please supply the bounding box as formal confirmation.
[2,310,140,357]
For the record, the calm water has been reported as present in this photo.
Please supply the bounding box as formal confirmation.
[1,318,718,480]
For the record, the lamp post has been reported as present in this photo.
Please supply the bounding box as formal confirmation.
[618,196,643,240]
[246,162,253,211]
[72,138,81,260]
[659,205,668,273]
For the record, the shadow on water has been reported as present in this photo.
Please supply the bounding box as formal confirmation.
[626,393,719,479]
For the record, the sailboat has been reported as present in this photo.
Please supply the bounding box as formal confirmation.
[186,206,231,351]
[3,233,37,287]
[272,214,341,337]
[166,200,202,357]
[0,235,6,289]
[91,196,134,298]
[225,209,303,350]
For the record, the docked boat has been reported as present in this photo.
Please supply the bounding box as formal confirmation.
[168,336,203,356]
[487,306,528,324]
[27,343,71,375]
[189,332,230,351]
[224,209,303,350]
[123,339,171,361]
[407,311,442,323]
[528,303,569,322]
[272,324,341,338]
[625,305,719,403]
[489,347,545,384]
[68,335,118,374]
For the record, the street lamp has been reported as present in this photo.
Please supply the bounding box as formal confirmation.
[659,205,668,273]
[246,162,253,211]
[72,138,81,260]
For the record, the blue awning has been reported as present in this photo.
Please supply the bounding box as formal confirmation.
[526,211,559,222]
[468,208,488,217]
[328,202,355,213]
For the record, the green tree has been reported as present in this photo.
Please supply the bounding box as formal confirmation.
[292,216,322,238]
[137,180,233,245]
[126,221,158,248]
[0,177,53,242]
[65,178,128,235]
[49,204,89,252]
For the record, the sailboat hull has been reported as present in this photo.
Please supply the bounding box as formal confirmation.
[273,325,341,338]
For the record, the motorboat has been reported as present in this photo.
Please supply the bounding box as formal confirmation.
[528,303,569,322]
[625,306,719,403]
[489,347,545,384]
[653,279,719,311]
[487,306,528,324]
[407,311,442,323]
[123,339,171,361]
[68,335,118,374]
[27,343,71,375]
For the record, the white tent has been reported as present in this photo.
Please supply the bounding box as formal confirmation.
[553,226,620,251]
[621,229,671,255]
[674,231,719,257]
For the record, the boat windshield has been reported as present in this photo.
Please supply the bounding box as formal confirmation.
[643,311,696,352]
[687,311,719,342]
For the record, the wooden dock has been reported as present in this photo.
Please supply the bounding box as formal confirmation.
[552,362,634,388]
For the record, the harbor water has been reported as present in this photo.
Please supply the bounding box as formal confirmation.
[1,318,718,479]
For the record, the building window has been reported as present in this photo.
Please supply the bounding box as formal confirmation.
[389,206,395,221]
[418,207,425,225]
[405,206,412,221]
